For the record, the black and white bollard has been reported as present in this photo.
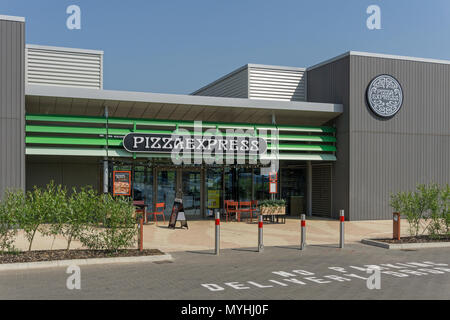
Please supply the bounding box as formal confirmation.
[258,214,264,252]
[339,209,345,248]
[300,214,306,250]
[215,211,220,255]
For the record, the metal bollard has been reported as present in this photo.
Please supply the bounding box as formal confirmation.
[339,209,345,248]
[215,211,220,255]
[258,214,264,252]
[300,214,306,250]
[139,217,144,252]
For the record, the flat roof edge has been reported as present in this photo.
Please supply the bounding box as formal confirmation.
[307,51,450,71]
[349,51,450,66]
[26,84,343,114]
[26,44,104,55]
[0,15,25,22]
[247,64,306,71]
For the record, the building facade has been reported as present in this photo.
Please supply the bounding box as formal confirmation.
[1,15,449,221]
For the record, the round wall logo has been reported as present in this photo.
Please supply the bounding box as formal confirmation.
[366,74,403,117]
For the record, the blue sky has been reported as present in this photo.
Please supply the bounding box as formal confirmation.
[1,0,449,94]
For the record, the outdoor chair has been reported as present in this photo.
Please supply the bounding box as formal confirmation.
[150,202,166,224]
[238,201,252,222]
[249,200,258,223]
[225,201,239,222]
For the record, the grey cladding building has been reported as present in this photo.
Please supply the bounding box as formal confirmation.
[0,14,449,221]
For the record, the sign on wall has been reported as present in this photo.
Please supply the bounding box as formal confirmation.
[113,171,131,196]
[366,74,403,118]
[122,132,267,154]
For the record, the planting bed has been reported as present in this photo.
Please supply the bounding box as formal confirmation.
[375,235,450,244]
[0,249,164,264]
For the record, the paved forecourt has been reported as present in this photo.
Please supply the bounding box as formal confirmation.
[0,243,449,300]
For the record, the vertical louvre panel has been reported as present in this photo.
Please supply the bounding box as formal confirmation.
[249,66,306,101]
[312,164,332,217]
[26,45,103,89]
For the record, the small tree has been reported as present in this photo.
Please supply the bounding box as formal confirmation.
[0,190,23,252]
[390,183,449,237]
[38,183,69,250]
[79,194,137,252]
[19,182,62,251]
[62,187,100,251]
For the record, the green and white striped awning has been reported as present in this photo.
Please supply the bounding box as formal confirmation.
[25,114,337,161]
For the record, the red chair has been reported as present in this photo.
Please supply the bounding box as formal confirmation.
[225,201,239,222]
[249,200,258,223]
[150,202,165,224]
[238,201,252,222]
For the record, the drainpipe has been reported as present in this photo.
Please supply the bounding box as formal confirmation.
[306,160,312,217]
[103,106,109,194]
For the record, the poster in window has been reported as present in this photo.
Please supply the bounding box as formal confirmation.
[113,171,131,196]
[207,190,220,209]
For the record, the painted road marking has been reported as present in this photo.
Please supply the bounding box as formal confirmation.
[201,261,450,291]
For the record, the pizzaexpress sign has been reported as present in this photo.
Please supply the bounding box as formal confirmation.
[123,132,268,155]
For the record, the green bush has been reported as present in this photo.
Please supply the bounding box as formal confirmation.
[18,182,68,251]
[0,190,24,252]
[62,187,101,251]
[78,194,137,252]
[258,199,286,208]
[0,182,139,253]
[390,183,450,237]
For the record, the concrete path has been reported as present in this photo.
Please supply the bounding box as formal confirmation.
[11,217,411,253]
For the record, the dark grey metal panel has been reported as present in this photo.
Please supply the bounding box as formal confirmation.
[307,56,350,220]
[0,19,25,199]
[349,55,450,220]
[312,164,332,217]
[26,156,100,192]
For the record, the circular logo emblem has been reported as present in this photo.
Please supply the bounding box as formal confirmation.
[366,75,403,117]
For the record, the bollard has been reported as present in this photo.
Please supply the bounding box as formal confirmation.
[339,209,345,248]
[393,212,401,240]
[300,214,306,250]
[258,214,264,252]
[139,217,144,252]
[215,211,220,255]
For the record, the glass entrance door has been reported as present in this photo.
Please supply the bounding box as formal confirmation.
[180,170,201,218]
[156,169,177,217]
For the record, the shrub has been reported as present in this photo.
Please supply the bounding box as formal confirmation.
[390,183,449,237]
[39,183,69,249]
[79,194,137,252]
[62,187,100,251]
[18,182,67,251]
[0,190,24,252]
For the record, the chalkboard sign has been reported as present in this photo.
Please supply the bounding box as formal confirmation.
[113,171,131,196]
[168,198,188,229]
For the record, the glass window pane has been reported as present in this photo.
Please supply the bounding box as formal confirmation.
[238,168,252,201]
[182,171,201,217]
[157,170,177,216]
[206,168,223,217]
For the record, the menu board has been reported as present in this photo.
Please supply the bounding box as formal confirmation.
[113,171,131,196]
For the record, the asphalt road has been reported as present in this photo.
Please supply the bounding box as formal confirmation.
[0,243,449,300]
